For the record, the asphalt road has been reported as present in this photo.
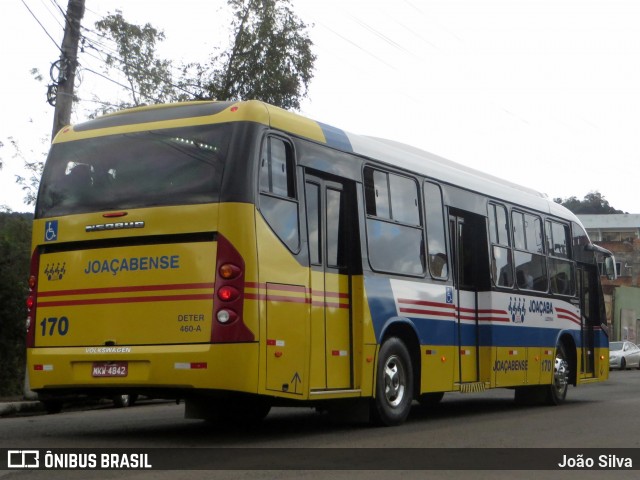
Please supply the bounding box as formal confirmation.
[1,370,639,479]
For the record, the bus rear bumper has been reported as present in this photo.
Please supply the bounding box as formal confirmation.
[27,343,260,396]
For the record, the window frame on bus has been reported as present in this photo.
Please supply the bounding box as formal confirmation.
[363,165,425,277]
[258,134,301,254]
[488,202,514,289]
[511,208,548,293]
[545,218,576,297]
[423,181,449,281]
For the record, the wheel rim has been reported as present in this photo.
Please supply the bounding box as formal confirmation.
[383,354,406,407]
[553,352,569,397]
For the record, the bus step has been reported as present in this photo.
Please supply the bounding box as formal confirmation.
[457,382,487,394]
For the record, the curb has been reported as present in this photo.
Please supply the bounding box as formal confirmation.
[0,401,43,417]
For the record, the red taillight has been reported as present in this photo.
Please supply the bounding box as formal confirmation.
[211,234,254,343]
[217,286,239,302]
[102,211,128,218]
[26,249,41,348]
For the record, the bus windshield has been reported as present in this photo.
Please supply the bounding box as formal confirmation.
[36,124,231,218]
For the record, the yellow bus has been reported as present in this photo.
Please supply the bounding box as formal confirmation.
[26,100,615,425]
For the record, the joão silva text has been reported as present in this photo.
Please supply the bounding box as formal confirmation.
[558,454,632,469]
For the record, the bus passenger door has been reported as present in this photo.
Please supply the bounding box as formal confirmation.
[449,211,491,386]
[305,174,356,390]
[578,265,598,376]
[449,214,479,384]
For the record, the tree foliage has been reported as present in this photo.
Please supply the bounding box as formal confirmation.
[0,212,33,396]
[554,191,625,215]
[94,11,177,111]
[8,137,47,206]
[204,0,316,110]
[92,1,315,112]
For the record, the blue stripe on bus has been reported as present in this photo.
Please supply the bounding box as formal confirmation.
[364,279,609,349]
[365,277,398,340]
[400,316,609,349]
[318,122,353,152]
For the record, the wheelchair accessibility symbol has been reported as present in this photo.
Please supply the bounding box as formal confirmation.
[45,221,58,242]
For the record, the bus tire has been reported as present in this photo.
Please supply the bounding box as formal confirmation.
[371,337,414,426]
[546,342,569,405]
[113,394,131,408]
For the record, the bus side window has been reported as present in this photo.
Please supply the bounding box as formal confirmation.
[547,220,575,296]
[364,167,424,276]
[260,137,295,198]
[488,203,513,288]
[512,210,548,292]
[259,136,300,252]
[424,182,448,279]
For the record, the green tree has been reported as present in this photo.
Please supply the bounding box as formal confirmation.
[94,11,177,111]
[16,1,316,201]
[204,0,316,110]
[8,137,47,206]
[0,212,33,396]
[554,191,625,214]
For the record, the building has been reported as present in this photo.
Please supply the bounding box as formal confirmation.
[579,214,640,342]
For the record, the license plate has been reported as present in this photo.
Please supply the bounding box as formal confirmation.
[92,362,128,377]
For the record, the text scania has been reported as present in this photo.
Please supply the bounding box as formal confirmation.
[529,300,554,314]
[84,255,180,276]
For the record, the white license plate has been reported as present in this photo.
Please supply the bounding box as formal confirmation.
[92,362,128,377]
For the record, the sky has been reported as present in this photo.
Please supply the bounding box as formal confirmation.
[2,0,640,213]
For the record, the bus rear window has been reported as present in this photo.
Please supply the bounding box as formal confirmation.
[36,124,231,218]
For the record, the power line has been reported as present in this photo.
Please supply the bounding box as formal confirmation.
[38,0,64,30]
[79,33,203,100]
[79,66,151,102]
[20,0,62,52]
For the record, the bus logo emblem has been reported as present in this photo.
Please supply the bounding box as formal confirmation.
[508,297,526,323]
[45,221,58,242]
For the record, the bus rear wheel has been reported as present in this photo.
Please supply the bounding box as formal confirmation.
[371,337,414,426]
[546,343,569,405]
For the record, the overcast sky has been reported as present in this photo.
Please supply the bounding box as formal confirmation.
[2,0,640,213]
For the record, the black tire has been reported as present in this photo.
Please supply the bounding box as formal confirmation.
[545,343,569,405]
[371,337,414,426]
[113,394,131,408]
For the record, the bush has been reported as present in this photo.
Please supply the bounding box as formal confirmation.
[0,212,33,396]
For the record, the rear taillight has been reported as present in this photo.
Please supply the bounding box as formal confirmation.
[211,234,254,343]
[26,250,40,348]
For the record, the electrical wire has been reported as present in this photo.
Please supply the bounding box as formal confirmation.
[20,0,62,52]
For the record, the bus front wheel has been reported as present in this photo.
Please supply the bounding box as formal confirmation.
[371,337,414,426]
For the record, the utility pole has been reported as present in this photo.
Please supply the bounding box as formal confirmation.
[51,0,85,141]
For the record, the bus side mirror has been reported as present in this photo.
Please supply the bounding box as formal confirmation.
[604,256,617,280]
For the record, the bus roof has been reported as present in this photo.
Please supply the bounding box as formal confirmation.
[57,99,580,225]
[259,102,578,224]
